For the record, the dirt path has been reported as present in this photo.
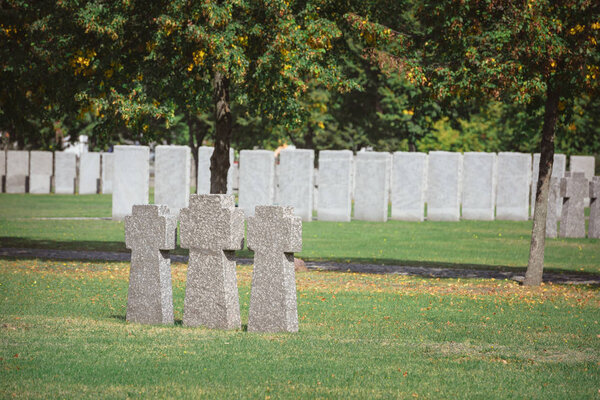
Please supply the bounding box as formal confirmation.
[1,247,598,285]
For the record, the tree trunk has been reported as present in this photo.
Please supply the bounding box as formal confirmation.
[524,83,560,286]
[210,72,232,194]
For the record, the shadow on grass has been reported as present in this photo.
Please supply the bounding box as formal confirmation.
[110,315,183,325]
[1,236,599,279]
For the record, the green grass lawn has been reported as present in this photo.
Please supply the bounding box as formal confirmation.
[1,193,599,274]
[1,259,598,398]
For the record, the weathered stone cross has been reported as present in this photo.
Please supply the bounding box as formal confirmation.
[179,194,245,329]
[589,176,600,239]
[124,204,177,324]
[247,206,302,333]
[559,172,588,238]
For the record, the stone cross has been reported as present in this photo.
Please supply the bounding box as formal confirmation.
[545,177,560,238]
[124,205,177,325]
[559,172,588,238]
[589,176,600,239]
[179,194,245,329]
[247,206,302,333]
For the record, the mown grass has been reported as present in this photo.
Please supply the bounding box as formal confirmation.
[1,193,599,274]
[1,259,599,399]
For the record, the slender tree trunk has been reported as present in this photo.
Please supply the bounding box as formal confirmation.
[210,72,232,194]
[524,83,560,286]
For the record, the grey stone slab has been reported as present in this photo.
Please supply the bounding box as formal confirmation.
[231,163,239,190]
[277,149,314,221]
[124,204,176,325]
[54,152,77,194]
[78,152,100,194]
[247,206,301,333]
[354,152,391,222]
[531,153,566,217]
[496,152,532,221]
[112,145,149,220]
[461,152,496,220]
[29,151,53,194]
[546,177,560,238]
[391,152,427,221]
[6,150,29,193]
[590,177,600,239]
[154,145,190,215]
[101,153,114,194]
[426,151,461,221]
[559,172,588,238]
[180,194,244,329]
[570,155,595,206]
[227,148,235,195]
[317,150,353,222]
[238,150,275,217]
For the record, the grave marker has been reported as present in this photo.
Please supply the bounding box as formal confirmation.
[546,177,560,238]
[496,152,531,221]
[54,152,77,194]
[391,152,427,221]
[6,150,29,193]
[461,152,496,220]
[531,153,566,216]
[570,155,595,206]
[180,195,245,329]
[317,150,353,222]
[559,172,588,238]
[354,152,391,222]
[427,151,461,221]
[197,147,235,194]
[247,206,301,333]
[29,151,53,194]
[155,145,190,215]
[278,149,315,221]
[124,204,177,325]
[0,151,5,192]
[101,153,114,194]
[112,145,149,219]
[79,152,100,194]
[238,150,275,217]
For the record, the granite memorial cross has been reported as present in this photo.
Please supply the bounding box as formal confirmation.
[589,176,600,239]
[124,204,177,325]
[247,206,302,333]
[559,172,588,238]
[180,194,245,329]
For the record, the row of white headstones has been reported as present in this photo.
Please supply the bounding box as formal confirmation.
[124,194,302,333]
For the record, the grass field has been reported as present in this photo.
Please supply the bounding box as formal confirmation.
[1,193,599,274]
[1,258,599,398]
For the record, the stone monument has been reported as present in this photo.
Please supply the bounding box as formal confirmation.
[391,152,427,221]
[54,152,77,194]
[531,153,566,216]
[545,177,560,238]
[588,176,599,239]
[427,151,461,221]
[247,206,301,333]
[0,151,5,192]
[238,150,275,217]
[29,151,53,194]
[461,152,496,220]
[154,145,190,215]
[197,147,235,195]
[496,152,531,221]
[6,150,29,193]
[559,172,588,238]
[124,204,177,325]
[569,155,595,206]
[354,152,391,222]
[79,152,101,194]
[101,152,114,194]
[317,150,353,222]
[179,194,245,329]
[278,149,315,221]
[112,145,149,219]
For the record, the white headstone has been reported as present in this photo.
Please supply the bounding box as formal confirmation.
[427,151,461,221]
[5,150,29,193]
[317,150,353,222]
[154,145,190,215]
[391,152,427,221]
[29,151,53,194]
[112,145,149,220]
[227,148,235,195]
[78,152,100,194]
[238,150,275,217]
[196,147,235,195]
[496,152,532,220]
[277,149,314,221]
[531,153,566,216]
[54,152,77,194]
[101,153,114,194]
[461,152,496,220]
[353,152,391,222]
[0,151,5,193]
[570,155,595,206]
